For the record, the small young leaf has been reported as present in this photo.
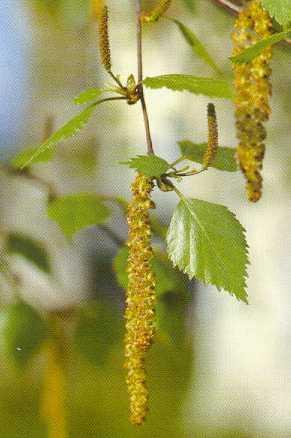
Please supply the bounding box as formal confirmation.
[6,232,51,274]
[167,198,249,302]
[113,247,188,296]
[230,30,291,64]
[47,193,111,238]
[261,0,291,27]
[11,146,54,169]
[144,75,233,99]
[0,302,48,368]
[74,88,103,105]
[178,141,237,172]
[21,104,97,169]
[169,18,222,75]
[122,154,171,177]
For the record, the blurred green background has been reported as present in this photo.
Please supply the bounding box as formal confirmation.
[0,0,291,436]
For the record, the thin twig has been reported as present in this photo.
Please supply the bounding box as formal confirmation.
[211,0,241,15]
[136,0,155,155]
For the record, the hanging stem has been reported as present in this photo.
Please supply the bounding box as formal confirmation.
[136,0,155,155]
[211,0,241,14]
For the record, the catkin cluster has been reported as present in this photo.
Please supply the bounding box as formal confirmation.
[125,174,156,425]
[232,0,272,202]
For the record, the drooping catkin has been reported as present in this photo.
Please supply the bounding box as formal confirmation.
[91,0,105,19]
[203,103,218,168]
[98,5,111,72]
[232,0,272,202]
[41,342,67,438]
[125,174,156,426]
[142,0,172,23]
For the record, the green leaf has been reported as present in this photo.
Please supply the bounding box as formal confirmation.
[178,141,237,172]
[0,302,48,368]
[167,198,249,302]
[74,88,103,105]
[169,18,222,74]
[230,30,291,63]
[11,147,54,169]
[6,232,51,274]
[122,154,171,177]
[144,75,233,99]
[261,0,291,26]
[47,193,111,238]
[20,104,96,169]
[113,247,188,296]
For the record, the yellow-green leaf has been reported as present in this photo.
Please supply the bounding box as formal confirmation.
[230,30,291,64]
[74,88,103,105]
[11,147,54,169]
[144,75,233,99]
[21,104,97,169]
[261,0,291,26]
[167,198,249,302]
[169,18,222,75]
[122,154,171,177]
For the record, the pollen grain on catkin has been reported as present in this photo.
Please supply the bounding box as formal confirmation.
[125,173,156,426]
[232,0,272,202]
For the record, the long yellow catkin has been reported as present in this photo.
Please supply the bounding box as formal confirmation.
[142,0,172,23]
[203,103,218,168]
[232,0,272,202]
[125,174,156,425]
[98,5,111,72]
[41,341,67,438]
[91,0,105,19]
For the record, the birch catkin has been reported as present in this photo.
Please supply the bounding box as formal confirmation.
[232,0,272,202]
[41,342,67,438]
[203,103,218,169]
[125,174,156,425]
[98,5,111,72]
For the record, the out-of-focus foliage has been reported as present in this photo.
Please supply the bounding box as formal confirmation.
[6,232,51,274]
[47,194,111,238]
[0,301,48,368]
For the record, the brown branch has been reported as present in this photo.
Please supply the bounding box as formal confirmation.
[136,0,155,155]
[211,0,241,15]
